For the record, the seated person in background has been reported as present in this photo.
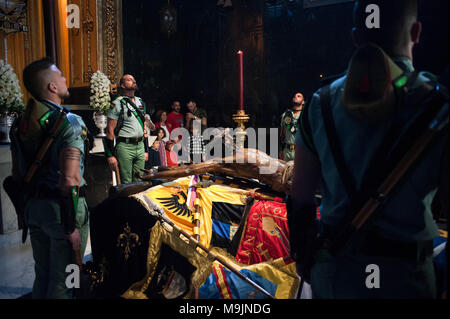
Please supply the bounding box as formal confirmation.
[165,141,179,167]
[154,110,171,141]
[145,138,162,170]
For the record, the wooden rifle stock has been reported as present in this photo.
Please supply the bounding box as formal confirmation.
[142,196,276,299]
[74,249,83,270]
[115,166,121,185]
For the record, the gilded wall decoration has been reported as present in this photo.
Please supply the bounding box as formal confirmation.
[0,0,27,33]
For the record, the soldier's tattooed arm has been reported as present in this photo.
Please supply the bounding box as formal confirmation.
[59,147,82,196]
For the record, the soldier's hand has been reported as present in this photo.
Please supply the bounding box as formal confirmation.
[108,156,119,171]
[145,152,149,161]
[66,228,81,251]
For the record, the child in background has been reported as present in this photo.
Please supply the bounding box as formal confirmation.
[165,141,178,167]
[145,139,162,170]
[155,127,168,167]
[188,118,205,163]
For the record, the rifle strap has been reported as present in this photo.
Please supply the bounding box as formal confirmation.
[320,85,357,202]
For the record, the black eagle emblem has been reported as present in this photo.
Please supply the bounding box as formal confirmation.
[157,191,192,218]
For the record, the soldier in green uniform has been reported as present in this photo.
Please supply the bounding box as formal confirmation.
[10,58,90,298]
[104,74,154,184]
[280,92,305,161]
[290,0,448,298]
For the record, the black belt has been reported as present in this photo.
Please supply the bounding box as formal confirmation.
[35,185,87,199]
[117,136,144,144]
[321,224,433,262]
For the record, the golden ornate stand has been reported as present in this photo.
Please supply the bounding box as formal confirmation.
[232,109,250,149]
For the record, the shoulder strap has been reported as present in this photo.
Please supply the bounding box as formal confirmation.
[121,97,146,131]
[320,85,358,202]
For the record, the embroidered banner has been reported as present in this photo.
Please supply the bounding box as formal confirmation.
[236,200,291,265]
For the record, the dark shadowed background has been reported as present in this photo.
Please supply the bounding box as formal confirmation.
[121,0,449,128]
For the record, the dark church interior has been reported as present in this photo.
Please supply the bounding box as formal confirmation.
[0,0,448,305]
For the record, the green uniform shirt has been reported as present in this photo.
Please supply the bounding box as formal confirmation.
[281,109,301,145]
[108,96,146,138]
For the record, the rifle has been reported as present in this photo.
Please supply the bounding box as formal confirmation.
[3,105,69,243]
[142,195,276,299]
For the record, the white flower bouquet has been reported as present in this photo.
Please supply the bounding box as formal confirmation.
[89,70,111,112]
[0,59,25,115]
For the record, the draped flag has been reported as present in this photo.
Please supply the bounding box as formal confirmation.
[236,199,291,265]
[133,177,248,248]
[198,254,299,299]
[122,221,300,299]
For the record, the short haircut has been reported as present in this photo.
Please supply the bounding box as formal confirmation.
[187,99,196,104]
[22,57,54,99]
[353,0,418,54]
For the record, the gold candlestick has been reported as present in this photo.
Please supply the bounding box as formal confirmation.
[232,109,250,149]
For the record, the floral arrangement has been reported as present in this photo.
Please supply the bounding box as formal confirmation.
[89,70,111,112]
[0,59,25,115]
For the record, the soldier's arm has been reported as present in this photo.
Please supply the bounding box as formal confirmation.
[287,144,321,276]
[59,147,82,251]
[291,145,321,210]
[105,118,119,171]
[107,118,117,141]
